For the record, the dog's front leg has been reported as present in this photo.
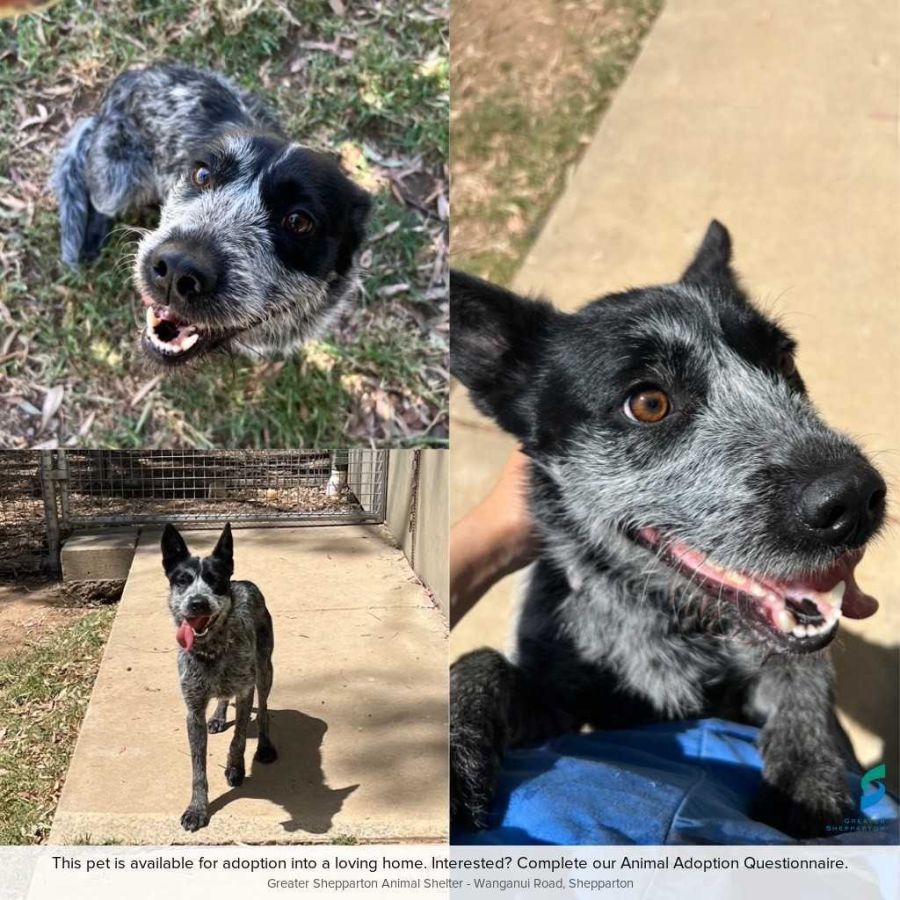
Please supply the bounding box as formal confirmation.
[224,687,253,787]
[451,647,572,829]
[181,704,210,831]
[750,653,854,839]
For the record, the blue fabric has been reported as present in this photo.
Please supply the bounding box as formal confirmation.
[452,719,899,846]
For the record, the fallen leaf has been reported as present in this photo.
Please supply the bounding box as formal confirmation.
[130,375,162,407]
[378,283,410,299]
[40,385,64,433]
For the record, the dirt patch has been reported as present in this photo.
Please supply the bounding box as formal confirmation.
[0,582,84,659]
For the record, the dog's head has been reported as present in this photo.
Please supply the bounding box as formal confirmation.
[135,133,371,366]
[451,221,886,653]
[162,522,234,651]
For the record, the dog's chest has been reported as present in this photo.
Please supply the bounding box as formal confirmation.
[178,629,255,703]
[517,564,752,720]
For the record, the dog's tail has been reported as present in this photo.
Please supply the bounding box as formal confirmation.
[50,116,97,267]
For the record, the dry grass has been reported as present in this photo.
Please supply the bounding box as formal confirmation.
[0,603,115,843]
[451,0,662,284]
[0,0,448,448]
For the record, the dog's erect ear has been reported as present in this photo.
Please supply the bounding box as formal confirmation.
[161,524,190,575]
[681,219,737,289]
[212,522,234,576]
[450,269,560,438]
[335,182,372,276]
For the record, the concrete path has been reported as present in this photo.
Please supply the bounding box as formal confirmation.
[50,525,447,844]
[451,0,899,777]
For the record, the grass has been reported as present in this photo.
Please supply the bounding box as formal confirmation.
[451,0,663,285]
[0,0,448,448]
[0,606,115,844]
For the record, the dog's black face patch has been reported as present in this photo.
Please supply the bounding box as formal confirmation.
[259,143,371,279]
[451,220,885,653]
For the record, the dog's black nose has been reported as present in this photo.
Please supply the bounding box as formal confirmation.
[186,597,210,616]
[150,243,218,302]
[797,461,886,546]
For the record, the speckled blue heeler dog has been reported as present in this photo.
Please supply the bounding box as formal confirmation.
[162,522,277,832]
[52,64,371,367]
[450,221,887,839]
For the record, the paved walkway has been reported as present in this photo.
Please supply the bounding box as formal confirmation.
[50,525,447,844]
[451,0,899,780]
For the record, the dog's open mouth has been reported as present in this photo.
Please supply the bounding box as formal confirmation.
[637,526,878,652]
[141,296,208,363]
[176,615,215,651]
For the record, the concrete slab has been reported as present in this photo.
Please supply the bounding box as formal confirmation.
[451,0,899,776]
[61,530,137,582]
[50,525,448,844]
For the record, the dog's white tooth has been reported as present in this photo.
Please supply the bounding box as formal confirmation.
[776,609,797,633]
[145,306,161,329]
[181,333,199,351]
[825,580,845,609]
[150,330,177,355]
[792,624,810,638]
[749,582,766,598]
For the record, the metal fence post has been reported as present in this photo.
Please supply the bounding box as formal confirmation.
[377,450,390,524]
[39,451,61,577]
[56,448,70,530]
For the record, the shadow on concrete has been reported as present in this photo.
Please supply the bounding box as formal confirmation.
[207,707,358,835]
[832,629,900,793]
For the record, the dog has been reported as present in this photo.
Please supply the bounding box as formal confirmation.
[52,63,371,367]
[161,522,277,832]
[449,220,887,840]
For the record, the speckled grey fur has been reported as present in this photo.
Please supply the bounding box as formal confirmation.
[52,64,370,363]
[162,522,277,832]
[449,221,886,840]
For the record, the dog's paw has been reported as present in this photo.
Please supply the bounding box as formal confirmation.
[180,806,210,832]
[225,764,245,787]
[754,773,853,840]
[255,741,278,764]
[207,716,228,734]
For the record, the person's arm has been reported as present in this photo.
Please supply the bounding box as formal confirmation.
[449,447,537,627]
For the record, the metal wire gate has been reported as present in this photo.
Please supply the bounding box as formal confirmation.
[44,450,388,534]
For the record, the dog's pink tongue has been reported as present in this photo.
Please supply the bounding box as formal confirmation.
[176,621,194,650]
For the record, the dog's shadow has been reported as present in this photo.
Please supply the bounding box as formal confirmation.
[207,707,357,834]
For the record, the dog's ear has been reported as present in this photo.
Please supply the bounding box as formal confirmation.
[451,269,560,438]
[212,522,234,577]
[681,219,737,289]
[335,182,371,276]
[161,524,190,576]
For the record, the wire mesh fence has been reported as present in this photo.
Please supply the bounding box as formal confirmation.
[58,450,387,527]
[0,450,388,576]
[0,452,46,576]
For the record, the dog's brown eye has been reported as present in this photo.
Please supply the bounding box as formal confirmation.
[778,351,796,378]
[283,211,314,234]
[625,388,670,423]
[191,165,212,188]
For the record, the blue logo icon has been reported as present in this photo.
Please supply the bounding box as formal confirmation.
[860,764,886,811]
